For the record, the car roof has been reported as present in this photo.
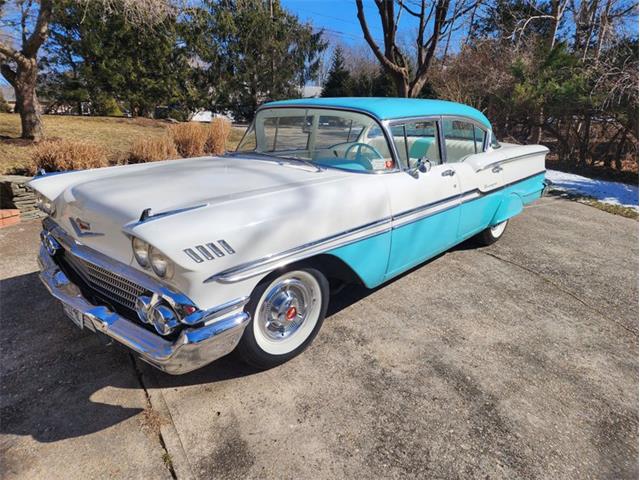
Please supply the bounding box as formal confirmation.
[263,97,491,129]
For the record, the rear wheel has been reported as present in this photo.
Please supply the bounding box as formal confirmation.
[236,266,329,369]
[475,220,508,246]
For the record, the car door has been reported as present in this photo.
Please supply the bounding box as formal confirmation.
[440,119,504,239]
[383,119,462,280]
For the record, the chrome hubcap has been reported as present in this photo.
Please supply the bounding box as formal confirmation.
[258,277,316,341]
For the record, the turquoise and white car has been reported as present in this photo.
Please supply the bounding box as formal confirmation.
[31,98,549,373]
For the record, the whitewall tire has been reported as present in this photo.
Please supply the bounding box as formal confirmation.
[475,220,509,246]
[236,266,329,369]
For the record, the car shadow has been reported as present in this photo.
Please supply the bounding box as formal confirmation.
[0,238,481,442]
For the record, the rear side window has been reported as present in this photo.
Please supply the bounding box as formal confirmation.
[442,119,484,162]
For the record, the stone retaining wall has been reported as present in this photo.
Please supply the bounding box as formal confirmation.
[0,175,46,220]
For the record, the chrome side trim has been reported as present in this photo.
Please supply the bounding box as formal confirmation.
[475,149,549,173]
[205,170,548,284]
[205,217,392,284]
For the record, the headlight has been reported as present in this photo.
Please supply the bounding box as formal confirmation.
[132,237,150,267]
[149,246,174,278]
[35,191,56,215]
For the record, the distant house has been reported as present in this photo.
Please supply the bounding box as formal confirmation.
[302,85,322,98]
[1,86,16,112]
[189,109,235,123]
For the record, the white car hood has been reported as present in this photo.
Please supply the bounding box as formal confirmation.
[31,155,349,260]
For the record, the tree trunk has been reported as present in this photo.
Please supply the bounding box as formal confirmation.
[13,60,43,141]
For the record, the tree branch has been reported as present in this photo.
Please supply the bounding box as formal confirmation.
[23,0,53,57]
[355,0,406,75]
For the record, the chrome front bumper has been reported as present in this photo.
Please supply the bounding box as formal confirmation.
[38,245,250,375]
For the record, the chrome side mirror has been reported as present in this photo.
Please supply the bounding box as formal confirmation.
[409,157,432,178]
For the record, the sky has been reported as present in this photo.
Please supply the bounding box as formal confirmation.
[280,0,389,45]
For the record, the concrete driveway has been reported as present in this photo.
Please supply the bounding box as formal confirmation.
[1,196,637,479]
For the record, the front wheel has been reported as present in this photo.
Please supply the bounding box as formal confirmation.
[236,266,329,369]
[475,220,508,246]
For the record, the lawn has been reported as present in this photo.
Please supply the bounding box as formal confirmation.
[0,113,246,175]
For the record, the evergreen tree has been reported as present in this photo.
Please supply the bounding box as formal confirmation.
[321,46,352,97]
[191,0,326,122]
[42,1,194,118]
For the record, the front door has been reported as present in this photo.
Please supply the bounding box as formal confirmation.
[383,119,462,279]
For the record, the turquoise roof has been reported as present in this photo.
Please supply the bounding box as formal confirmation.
[264,97,491,128]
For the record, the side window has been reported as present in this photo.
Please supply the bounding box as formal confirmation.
[391,120,441,169]
[474,126,486,153]
[442,119,477,163]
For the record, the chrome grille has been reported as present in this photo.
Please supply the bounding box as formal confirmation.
[62,250,147,310]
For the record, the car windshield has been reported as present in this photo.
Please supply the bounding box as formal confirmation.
[236,107,395,172]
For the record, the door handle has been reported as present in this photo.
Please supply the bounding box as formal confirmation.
[441,169,455,177]
[492,165,503,173]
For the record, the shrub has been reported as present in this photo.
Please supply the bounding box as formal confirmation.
[128,135,178,164]
[169,123,208,158]
[31,139,109,174]
[205,118,232,155]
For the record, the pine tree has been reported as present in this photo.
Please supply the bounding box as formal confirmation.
[321,47,352,97]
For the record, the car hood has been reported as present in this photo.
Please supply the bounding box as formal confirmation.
[31,155,349,260]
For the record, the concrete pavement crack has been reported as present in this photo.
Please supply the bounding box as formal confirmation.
[482,250,639,339]
[129,354,179,480]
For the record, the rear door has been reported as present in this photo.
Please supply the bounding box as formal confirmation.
[441,119,503,239]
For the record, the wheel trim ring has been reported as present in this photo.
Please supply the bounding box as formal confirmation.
[253,271,322,355]
[490,221,507,238]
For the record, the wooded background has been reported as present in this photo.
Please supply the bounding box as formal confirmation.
[0,0,637,179]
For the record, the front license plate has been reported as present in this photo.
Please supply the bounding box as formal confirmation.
[62,303,84,329]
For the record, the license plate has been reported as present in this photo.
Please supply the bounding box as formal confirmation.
[62,303,84,329]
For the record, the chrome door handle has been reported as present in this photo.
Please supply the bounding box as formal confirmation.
[441,169,455,177]
[492,165,503,173]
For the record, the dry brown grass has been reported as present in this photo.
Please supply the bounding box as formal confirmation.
[205,118,232,155]
[31,139,109,174]
[169,122,209,158]
[0,113,245,174]
[127,134,178,164]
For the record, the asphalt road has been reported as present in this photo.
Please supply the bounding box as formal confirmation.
[1,196,638,479]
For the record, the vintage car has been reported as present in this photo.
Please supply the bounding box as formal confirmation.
[31,98,549,374]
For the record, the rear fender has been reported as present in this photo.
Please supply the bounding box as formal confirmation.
[491,193,523,226]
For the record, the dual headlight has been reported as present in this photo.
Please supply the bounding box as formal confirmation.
[132,237,174,278]
[35,191,56,216]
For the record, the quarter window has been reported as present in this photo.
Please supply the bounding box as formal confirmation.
[474,126,486,153]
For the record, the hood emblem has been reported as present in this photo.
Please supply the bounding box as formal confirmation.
[69,217,104,237]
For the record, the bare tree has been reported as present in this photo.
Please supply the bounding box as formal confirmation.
[355,0,482,97]
[0,0,175,141]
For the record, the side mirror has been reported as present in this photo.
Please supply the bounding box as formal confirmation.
[409,157,432,178]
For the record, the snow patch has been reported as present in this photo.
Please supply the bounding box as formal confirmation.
[545,169,639,211]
